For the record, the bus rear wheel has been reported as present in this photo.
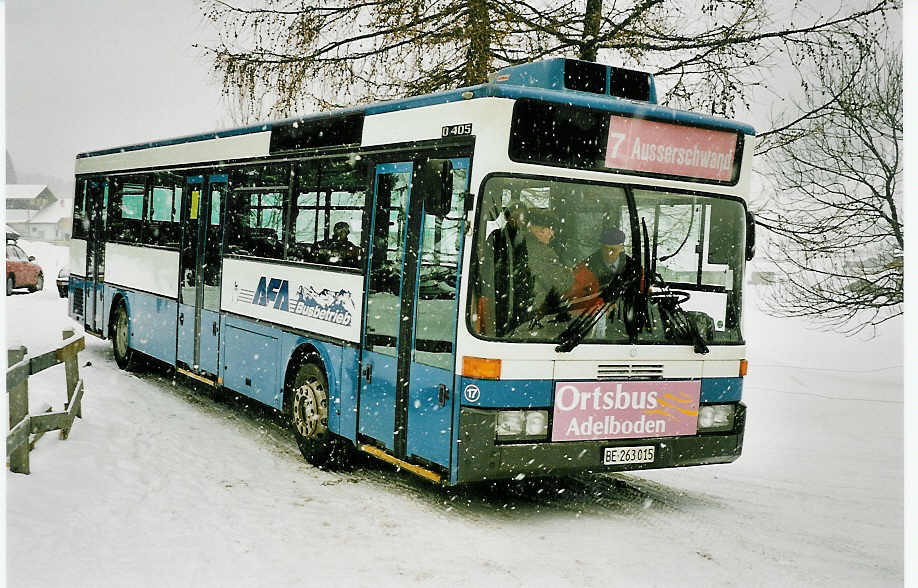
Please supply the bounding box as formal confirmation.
[112,301,135,370]
[288,360,351,469]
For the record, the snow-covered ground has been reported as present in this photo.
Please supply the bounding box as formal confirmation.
[6,242,903,587]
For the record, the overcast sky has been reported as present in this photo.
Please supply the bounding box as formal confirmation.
[6,0,226,195]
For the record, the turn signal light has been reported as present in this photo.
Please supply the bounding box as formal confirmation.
[739,359,748,377]
[463,356,501,380]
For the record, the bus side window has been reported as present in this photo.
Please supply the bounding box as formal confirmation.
[226,163,290,260]
[317,159,366,269]
[224,190,251,256]
[108,175,147,245]
[247,192,284,260]
[147,172,181,249]
[288,158,366,269]
[288,161,319,264]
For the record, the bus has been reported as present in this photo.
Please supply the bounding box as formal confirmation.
[67,58,755,485]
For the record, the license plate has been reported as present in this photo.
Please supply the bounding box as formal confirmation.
[603,445,655,465]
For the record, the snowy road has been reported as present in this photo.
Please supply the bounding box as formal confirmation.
[6,244,903,587]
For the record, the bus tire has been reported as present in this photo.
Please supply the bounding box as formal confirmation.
[6,275,13,296]
[111,300,135,371]
[288,359,351,469]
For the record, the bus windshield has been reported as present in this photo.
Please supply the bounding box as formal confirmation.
[469,175,746,346]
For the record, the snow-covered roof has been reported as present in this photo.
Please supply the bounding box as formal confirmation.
[5,184,50,200]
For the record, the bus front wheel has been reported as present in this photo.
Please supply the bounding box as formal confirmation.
[112,301,135,370]
[288,360,351,469]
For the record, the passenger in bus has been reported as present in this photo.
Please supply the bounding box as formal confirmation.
[567,227,641,335]
[520,209,574,317]
[315,221,361,267]
[489,202,530,333]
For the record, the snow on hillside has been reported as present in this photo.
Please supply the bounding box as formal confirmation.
[5,243,903,587]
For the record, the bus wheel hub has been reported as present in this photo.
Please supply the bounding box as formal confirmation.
[293,381,326,439]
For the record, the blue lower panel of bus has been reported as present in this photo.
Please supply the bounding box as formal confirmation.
[406,363,454,468]
[458,377,553,408]
[456,376,744,408]
[222,319,282,407]
[358,350,398,449]
[177,303,196,368]
[334,345,360,441]
[199,309,220,375]
[106,288,178,365]
[700,377,743,402]
[176,304,220,374]
[200,315,357,435]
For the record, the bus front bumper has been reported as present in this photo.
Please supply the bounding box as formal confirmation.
[456,403,745,483]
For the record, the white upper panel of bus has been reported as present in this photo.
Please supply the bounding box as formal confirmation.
[75,132,272,175]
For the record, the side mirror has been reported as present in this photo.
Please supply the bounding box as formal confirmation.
[745,210,756,261]
[414,158,454,217]
[28,256,35,262]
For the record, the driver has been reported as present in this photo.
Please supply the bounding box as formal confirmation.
[315,221,361,266]
[567,227,641,318]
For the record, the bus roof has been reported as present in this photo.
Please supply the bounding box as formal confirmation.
[77,75,756,159]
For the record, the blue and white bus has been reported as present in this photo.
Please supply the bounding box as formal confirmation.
[68,58,755,485]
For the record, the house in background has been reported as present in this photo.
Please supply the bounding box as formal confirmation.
[5,185,72,242]
[26,198,73,241]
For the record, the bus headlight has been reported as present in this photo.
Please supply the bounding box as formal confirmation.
[697,404,735,432]
[496,410,549,441]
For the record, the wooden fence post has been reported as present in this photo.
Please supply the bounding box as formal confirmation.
[8,346,30,474]
[62,329,81,423]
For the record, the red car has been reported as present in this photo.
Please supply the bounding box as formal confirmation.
[6,241,44,295]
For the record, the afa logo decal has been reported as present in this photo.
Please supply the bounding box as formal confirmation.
[253,277,289,310]
[241,276,356,328]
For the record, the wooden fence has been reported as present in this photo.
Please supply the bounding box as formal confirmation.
[7,329,86,474]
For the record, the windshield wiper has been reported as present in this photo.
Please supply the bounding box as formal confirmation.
[556,218,652,353]
[554,271,638,353]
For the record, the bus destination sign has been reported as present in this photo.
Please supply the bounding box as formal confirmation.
[604,115,739,182]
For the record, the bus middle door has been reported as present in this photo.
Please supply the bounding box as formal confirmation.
[177,175,226,378]
[84,178,108,334]
[359,162,419,456]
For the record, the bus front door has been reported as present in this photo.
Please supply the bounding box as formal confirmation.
[84,179,107,334]
[177,175,226,378]
[359,158,468,468]
[360,162,416,454]
[405,158,469,469]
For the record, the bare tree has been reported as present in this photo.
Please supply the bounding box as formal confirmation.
[198,0,893,122]
[505,0,860,118]
[755,32,902,334]
[198,0,519,117]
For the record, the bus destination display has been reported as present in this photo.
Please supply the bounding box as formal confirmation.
[604,115,739,182]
